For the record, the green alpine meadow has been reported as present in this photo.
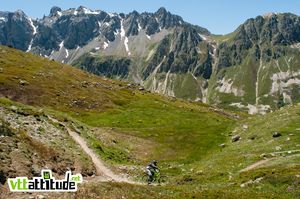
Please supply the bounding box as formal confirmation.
[0,1,300,198]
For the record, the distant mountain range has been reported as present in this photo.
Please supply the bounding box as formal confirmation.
[1,6,300,114]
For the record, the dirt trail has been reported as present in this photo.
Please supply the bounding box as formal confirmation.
[49,117,139,184]
[65,127,130,182]
[240,159,272,172]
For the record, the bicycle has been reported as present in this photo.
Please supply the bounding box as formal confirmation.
[142,170,167,185]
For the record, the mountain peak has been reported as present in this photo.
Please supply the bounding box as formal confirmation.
[14,9,26,16]
[262,12,279,19]
[74,6,101,15]
[49,6,62,17]
[130,10,139,16]
[76,6,87,11]
[156,7,168,15]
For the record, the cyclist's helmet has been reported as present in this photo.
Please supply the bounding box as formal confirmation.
[152,160,158,165]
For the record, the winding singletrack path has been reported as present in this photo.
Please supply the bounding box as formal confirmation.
[240,159,272,172]
[49,117,138,184]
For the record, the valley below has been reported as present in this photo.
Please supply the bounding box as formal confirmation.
[0,46,299,198]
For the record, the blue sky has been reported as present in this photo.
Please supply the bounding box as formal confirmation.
[2,0,300,34]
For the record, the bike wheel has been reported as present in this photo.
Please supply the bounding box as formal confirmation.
[158,175,167,184]
[141,174,149,184]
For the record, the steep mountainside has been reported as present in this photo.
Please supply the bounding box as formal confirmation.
[209,13,300,114]
[1,7,300,114]
[0,6,213,102]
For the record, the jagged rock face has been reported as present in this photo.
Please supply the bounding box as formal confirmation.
[0,6,210,97]
[1,7,300,114]
[209,13,300,114]
[73,55,131,78]
[28,6,198,56]
[217,13,300,70]
[0,10,34,51]
[143,26,212,79]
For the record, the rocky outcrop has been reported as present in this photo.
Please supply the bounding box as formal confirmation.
[211,13,300,114]
[0,10,35,51]
[144,25,212,79]
[74,55,131,78]
[1,6,208,56]
[0,105,96,192]
[217,13,300,70]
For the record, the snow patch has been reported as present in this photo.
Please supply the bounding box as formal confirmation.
[120,20,125,37]
[0,17,5,21]
[146,34,151,40]
[65,49,69,58]
[26,18,37,52]
[120,20,131,56]
[58,41,69,59]
[108,12,116,17]
[124,37,131,56]
[154,17,162,31]
[57,11,62,17]
[97,21,102,33]
[216,77,244,96]
[138,23,142,32]
[26,40,33,52]
[49,50,54,59]
[230,103,270,115]
[83,8,100,15]
[59,41,64,50]
[95,47,100,50]
[198,33,207,41]
[103,42,109,49]
[28,18,37,35]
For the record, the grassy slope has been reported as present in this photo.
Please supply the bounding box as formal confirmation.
[71,104,300,199]
[0,46,237,194]
[1,45,299,198]
[208,43,300,112]
[0,45,235,164]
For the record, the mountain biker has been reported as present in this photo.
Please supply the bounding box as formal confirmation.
[146,160,159,184]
